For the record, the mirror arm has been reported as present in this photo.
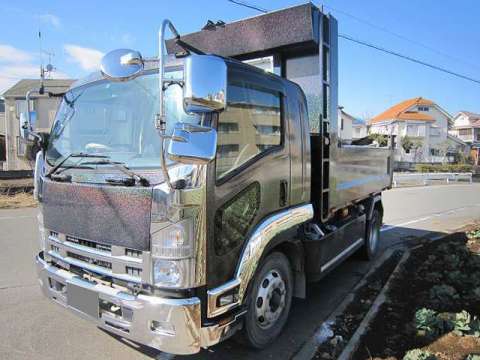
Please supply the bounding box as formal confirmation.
[158,19,182,191]
[24,88,44,144]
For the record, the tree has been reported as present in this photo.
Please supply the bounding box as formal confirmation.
[368,133,388,147]
[401,136,424,161]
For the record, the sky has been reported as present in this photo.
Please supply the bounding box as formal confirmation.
[0,0,478,119]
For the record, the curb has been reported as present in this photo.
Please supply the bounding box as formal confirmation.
[336,250,411,360]
[292,247,399,360]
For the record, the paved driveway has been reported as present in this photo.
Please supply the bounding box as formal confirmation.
[1,184,479,360]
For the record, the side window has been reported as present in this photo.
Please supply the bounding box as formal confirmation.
[216,78,282,180]
[214,182,261,255]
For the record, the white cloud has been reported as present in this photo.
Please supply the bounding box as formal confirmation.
[64,44,104,71]
[36,13,61,28]
[0,43,71,94]
[0,64,70,94]
[0,44,33,63]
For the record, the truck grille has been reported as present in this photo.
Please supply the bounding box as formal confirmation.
[46,230,148,284]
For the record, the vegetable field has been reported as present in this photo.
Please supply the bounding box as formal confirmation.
[354,227,480,360]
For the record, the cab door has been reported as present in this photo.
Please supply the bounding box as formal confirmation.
[205,63,291,288]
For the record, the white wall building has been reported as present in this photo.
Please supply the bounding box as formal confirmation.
[450,111,480,165]
[369,97,467,165]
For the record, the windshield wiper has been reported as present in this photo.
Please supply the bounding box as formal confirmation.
[80,159,150,187]
[46,153,108,178]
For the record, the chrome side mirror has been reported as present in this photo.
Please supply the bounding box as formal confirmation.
[183,55,227,114]
[167,123,217,164]
[19,112,30,140]
[100,49,144,81]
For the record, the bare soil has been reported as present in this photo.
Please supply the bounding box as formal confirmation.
[353,227,480,360]
[313,250,404,359]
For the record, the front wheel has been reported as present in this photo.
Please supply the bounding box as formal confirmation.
[239,252,293,349]
[362,209,381,260]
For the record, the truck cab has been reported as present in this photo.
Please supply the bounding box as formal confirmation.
[28,4,392,355]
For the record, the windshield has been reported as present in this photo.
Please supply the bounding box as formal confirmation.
[46,70,199,169]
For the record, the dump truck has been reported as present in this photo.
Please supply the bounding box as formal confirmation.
[24,3,393,355]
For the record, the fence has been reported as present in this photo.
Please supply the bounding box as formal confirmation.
[393,172,473,187]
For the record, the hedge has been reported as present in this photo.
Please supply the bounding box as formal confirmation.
[414,164,473,173]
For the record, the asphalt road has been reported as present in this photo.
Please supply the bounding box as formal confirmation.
[1,183,480,360]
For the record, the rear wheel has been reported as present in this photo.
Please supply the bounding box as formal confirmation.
[362,208,381,260]
[240,252,293,349]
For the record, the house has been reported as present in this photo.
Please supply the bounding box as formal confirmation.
[338,107,354,144]
[338,108,368,143]
[352,118,368,139]
[369,97,467,166]
[450,111,480,165]
[2,79,75,171]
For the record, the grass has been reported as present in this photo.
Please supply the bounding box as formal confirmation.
[0,192,37,209]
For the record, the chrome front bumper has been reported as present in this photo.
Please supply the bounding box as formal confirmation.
[35,253,235,355]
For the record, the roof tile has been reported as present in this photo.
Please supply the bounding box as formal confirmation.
[370,97,435,124]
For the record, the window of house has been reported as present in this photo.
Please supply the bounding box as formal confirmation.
[430,148,440,156]
[459,128,472,136]
[15,100,34,118]
[216,75,282,180]
[430,127,441,136]
[16,136,26,157]
[217,122,239,134]
[418,106,430,112]
[340,118,344,130]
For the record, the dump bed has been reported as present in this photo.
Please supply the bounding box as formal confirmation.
[168,3,393,220]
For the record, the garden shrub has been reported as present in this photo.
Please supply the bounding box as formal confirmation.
[403,349,437,360]
[415,164,473,173]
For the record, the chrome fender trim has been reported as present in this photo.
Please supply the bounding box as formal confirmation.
[207,204,314,318]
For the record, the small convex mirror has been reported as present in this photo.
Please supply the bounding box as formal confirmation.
[19,112,29,139]
[183,55,227,114]
[167,123,217,165]
[100,49,144,81]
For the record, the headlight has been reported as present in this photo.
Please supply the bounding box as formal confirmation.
[151,219,196,288]
[153,258,195,288]
[153,259,182,287]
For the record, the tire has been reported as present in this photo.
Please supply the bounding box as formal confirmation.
[239,252,293,349]
[362,208,381,260]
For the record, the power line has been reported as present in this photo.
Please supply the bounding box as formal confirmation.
[321,3,480,71]
[226,0,268,13]
[339,33,480,85]
[225,0,480,86]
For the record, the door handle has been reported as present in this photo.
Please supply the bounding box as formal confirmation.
[279,180,288,207]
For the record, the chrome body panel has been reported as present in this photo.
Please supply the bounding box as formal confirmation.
[44,230,150,284]
[330,145,392,211]
[35,254,233,355]
[234,204,313,300]
[151,163,208,287]
[206,204,313,317]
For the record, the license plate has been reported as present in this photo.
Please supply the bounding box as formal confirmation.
[67,282,99,319]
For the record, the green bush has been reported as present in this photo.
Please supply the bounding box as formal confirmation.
[415,308,480,339]
[403,349,437,360]
[415,163,473,173]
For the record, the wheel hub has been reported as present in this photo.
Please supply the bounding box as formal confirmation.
[254,269,286,329]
